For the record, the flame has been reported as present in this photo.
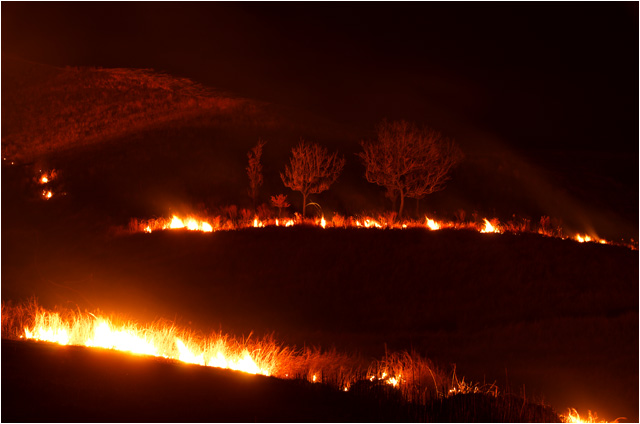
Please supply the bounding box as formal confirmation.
[480,218,499,233]
[575,234,592,243]
[364,219,382,228]
[40,175,49,184]
[42,190,53,200]
[560,408,621,423]
[425,216,440,230]
[22,309,269,376]
[7,302,612,419]
[127,213,635,250]
[170,216,185,229]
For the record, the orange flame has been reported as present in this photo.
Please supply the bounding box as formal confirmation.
[127,213,634,250]
[480,218,499,233]
[425,216,440,230]
[561,408,623,423]
[6,302,612,419]
[22,309,270,376]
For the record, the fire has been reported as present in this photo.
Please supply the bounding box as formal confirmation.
[170,216,185,229]
[363,219,382,228]
[425,216,440,230]
[42,190,53,199]
[4,302,613,420]
[20,307,270,376]
[561,408,622,423]
[39,169,56,184]
[480,218,499,233]
[127,212,635,250]
[147,216,214,233]
[575,234,592,243]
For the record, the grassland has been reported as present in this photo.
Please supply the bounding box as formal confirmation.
[2,59,638,421]
[2,171,637,420]
[1,57,257,162]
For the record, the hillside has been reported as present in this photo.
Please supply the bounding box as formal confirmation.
[2,57,637,241]
[1,56,254,161]
[2,173,638,421]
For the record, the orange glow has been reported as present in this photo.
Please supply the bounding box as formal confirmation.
[4,302,612,420]
[42,190,53,200]
[425,216,440,230]
[21,307,270,376]
[39,169,57,184]
[560,408,621,423]
[480,218,499,233]
[126,213,635,250]
[170,216,185,229]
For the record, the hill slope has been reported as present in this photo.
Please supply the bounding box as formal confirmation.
[1,57,253,161]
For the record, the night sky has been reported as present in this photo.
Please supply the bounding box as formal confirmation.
[3,2,637,154]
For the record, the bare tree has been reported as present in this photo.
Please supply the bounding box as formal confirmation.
[246,139,266,211]
[270,194,290,218]
[358,120,462,218]
[280,140,345,217]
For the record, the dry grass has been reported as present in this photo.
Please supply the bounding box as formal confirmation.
[2,65,251,161]
[1,299,561,422]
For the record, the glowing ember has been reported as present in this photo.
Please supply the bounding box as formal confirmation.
[320,216,326,229]
[39,170,57,184]
[42,190,53,199]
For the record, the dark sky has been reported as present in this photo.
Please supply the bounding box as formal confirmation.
[2,2,638,155]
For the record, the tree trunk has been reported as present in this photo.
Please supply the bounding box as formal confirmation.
[416,198,420,218]
[398,190,405,218]
[302,192,307,217]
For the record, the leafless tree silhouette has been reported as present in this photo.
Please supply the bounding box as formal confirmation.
[246,139,266,211]
[280,140,345,217]
[359,120,462,218]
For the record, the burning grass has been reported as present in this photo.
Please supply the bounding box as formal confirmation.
[124,211,637,250]
[2,300,619,422]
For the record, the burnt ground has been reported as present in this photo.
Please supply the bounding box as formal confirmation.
[1,158,638,422]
